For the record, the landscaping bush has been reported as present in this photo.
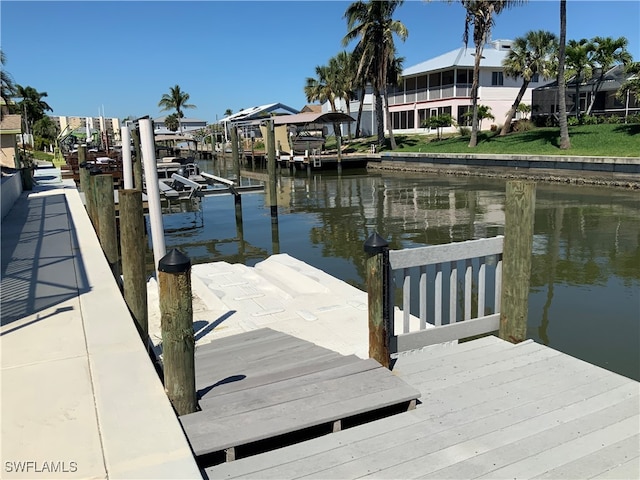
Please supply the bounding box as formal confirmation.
[513,119,535,133]
[458,125,471,137]
[490,124,498,132]
[625,113,640,124]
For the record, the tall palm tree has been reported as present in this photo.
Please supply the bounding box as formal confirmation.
[565,39,595,119]
[158,84,195,133]
[1,49,15,118]
[304,62,342,136]
[558,0,571,149]
[616,61,640,105]
[585,36,632,115]
[13,85,53,135]
[332,51,357,140]
[500,30,557,136]
[343,0,408,149]
[460,0,526,147]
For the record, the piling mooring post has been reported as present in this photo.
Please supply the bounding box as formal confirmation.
[119,189,148,339]
[364,232,391,369]
[230,126,242,214]
[77,146,87,191]
[87,166,103,234]
[94,174,119,276]
[499,180,536,344]
[158,249,196,416]
[266,119,278,221]
[131,127,144,192]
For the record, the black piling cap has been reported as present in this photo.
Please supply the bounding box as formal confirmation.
[79,161,88,168]
[364,232,389,254]
[89,166,103,176]
[158,248,191,274]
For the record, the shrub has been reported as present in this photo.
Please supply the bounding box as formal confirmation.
[567,116,580,126]
[458,125,471,137]
[624,113,640,124]
[513,119,534,133]
[490,124,498,132]
[603,115,622,124]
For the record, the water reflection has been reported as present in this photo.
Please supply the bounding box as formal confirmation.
[161,161,639,380]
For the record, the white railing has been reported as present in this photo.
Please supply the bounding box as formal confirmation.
[387,236,503,353]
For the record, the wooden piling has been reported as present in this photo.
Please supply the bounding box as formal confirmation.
[231,126,242,213]
[131,127,144,191]
[364,232,390,369]
[94,174,119,276]
[87,167,102,234]
[119,189,148,338]
[158,249,196,416]
[266,119,278,220]
[78,146,87,192]
[499,181,536,344]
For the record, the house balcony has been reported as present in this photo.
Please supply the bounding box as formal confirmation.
[389,84,472,106]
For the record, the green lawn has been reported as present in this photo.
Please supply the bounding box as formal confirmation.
[342,123,640,157]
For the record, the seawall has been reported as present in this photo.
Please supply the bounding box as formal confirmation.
[368,152,640,189]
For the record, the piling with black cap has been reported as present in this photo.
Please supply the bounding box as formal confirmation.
[266,119,278,221]
[131,127,144,191]
[86,165,102,233]
[78,146,88,192]
[364,232,391,368]
[158,248,196,415]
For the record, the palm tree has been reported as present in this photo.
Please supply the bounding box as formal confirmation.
[343,0,408,149]
[616,61,640,106]
[557,0,571,149]
[332,51,356,140]
[585,36,632,115]
[224,108,233,117]
[13,85,53,136]
[304,62,342,137]
[158,84,195,133]
[164,113,180,132]
[565,39,595,119]
[460,0,526,147]
[1,49,15,118]
[500,30,557,136]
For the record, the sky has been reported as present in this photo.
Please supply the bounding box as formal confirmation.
[2,0,639,123]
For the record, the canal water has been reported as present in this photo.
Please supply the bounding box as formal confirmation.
[158,160,639,381]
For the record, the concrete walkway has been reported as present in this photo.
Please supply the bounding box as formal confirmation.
[1,167,201,479]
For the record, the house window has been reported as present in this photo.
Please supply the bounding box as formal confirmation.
[492,72,504,86]
[458,105,473,126]
[531,73,539,83]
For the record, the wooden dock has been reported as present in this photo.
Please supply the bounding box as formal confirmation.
[204,334,639,479]
[178,328,421,466]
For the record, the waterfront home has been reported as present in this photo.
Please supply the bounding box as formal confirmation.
[532,63,640,122]
[0,113,21,168]
[328,39,549,137]
[153,116,207,135]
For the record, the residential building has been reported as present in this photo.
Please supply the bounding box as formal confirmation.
[153,116,207,135]
[218,103,299,141]
[328,40,549,137]
[532,64,640,122]
[50,115,122,143]
[0,114,22,168]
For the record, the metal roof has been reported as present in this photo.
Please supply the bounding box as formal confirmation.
[403,40,513,77]
[272,111,354,125]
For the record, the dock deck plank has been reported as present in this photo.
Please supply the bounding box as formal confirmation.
[181,328,421,461]
[204,336,639,480]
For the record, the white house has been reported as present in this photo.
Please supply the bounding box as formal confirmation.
[153,116,207,135]
[330,39,548,136]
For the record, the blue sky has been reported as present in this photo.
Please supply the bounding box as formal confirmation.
[2,1,639,122]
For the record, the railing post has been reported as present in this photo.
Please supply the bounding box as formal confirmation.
[364,232,391,368]
[499,180,536,344]
[159,249,196,416]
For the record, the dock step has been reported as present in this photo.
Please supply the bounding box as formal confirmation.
[179,328,421,466]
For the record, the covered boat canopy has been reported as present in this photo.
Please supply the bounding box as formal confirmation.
[272,111,354,126]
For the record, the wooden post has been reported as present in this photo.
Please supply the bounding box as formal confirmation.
[131,127,144,192]
[499,181,536,344]
[364,232,390,369]
[266,119,278,220]
[230,126,242,213]
[77,146,87,191]
[87,167,102,234]
[159,249,196,416]
[94,174,119,276]
[119,189,148,338]
[79,163,90,196]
